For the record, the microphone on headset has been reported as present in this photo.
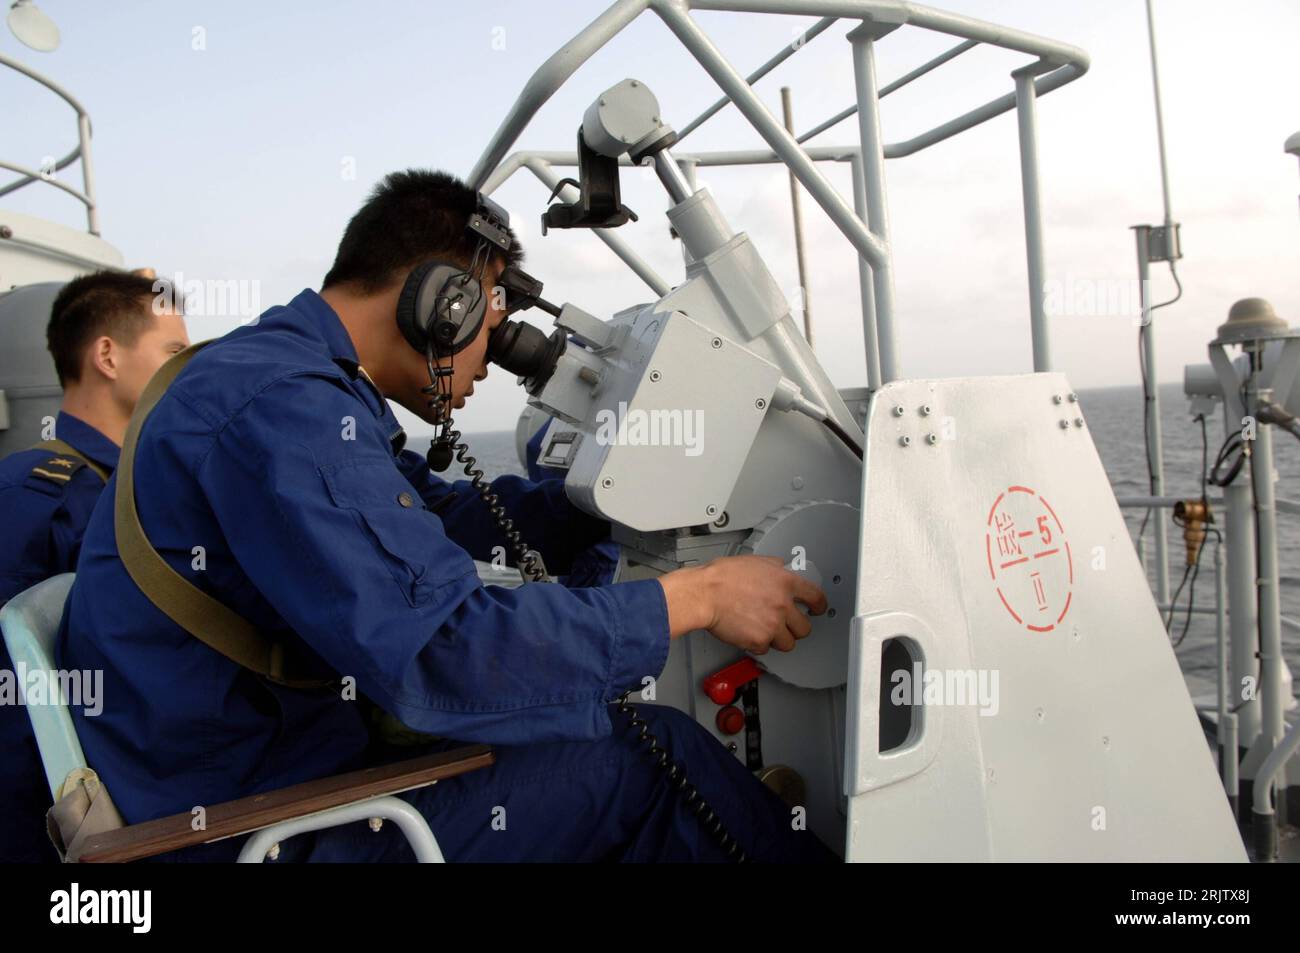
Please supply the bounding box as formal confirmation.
[426,434,455,472]
[422,362,456,472]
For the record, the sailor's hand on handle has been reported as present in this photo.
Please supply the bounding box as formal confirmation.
[659,555,827,652]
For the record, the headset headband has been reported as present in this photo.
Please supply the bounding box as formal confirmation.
[469,193,511,257]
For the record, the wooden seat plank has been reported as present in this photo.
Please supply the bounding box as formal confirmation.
[76,745,493,863]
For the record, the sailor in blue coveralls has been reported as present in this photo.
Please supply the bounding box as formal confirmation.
[0,271,188,862]
[60,170,835,862]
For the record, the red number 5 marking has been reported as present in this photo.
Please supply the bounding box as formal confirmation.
[985,486,1073,633]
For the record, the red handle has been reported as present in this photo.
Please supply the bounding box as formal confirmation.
[702,657,762,706]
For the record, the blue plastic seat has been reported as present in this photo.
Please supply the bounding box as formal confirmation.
[0,573,84,801]
[0,573,449,862]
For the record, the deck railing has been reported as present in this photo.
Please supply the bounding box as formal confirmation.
[0,51,99,235]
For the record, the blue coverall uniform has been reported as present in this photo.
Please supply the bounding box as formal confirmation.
[59,289,834,862]
[0,413,118,863]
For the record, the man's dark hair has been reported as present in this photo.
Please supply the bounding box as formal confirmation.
[47,270,179,386]
[322,169,523,294]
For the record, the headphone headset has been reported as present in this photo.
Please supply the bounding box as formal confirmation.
[395,191,512,361]
[395,260,487,358]
[398,192,512,471]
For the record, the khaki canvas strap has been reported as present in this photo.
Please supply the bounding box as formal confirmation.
[47,767,124,863]
[31,438,110,483]
[115,342,332,689]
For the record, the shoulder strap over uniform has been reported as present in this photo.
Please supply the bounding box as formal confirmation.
[114,341,332,689]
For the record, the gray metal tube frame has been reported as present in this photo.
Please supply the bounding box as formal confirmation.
[797,38,977,144]
[1144,0,1175,229]
[0,160,94,209]
[1209,344,1265,747]
[848,23,898,381]
[1135,227,1170,608]
[849,153,881,390]
[1254,716,1300,837]
[1223,479,1262,742]
[781,86,815,348]
[652,149,695,205]
[484,147,883,379]
[236,794,444,863]
[1129,2,1178,638]
[1154,603,1216,618]
[488,146,877,376]
[1014,67,1051,372]
[1152,606,1300,634]
[467,0,1089,385]
[677,157,699,267]
[677,17,839,143]
[1248,384,1287,783]
[0,52,100,235]
[1214,542,1240,804]
[653,3,889,275]
[1116,495,1218,508]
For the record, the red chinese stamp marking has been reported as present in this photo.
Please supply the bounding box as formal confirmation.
[985,485,1073,632]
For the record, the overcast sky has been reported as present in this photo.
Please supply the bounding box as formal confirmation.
[5,0,1298,434]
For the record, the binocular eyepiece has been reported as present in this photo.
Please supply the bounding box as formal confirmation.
[488,266,567,392]
[487,318,566,393]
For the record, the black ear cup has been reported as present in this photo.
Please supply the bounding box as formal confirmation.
[396,261,438,353]
[396,260,488,357]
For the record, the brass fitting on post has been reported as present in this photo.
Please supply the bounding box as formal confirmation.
[1173,499,1213,567]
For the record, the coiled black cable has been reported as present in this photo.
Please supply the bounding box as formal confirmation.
[443,420,549,584]
[443,420,750,860]
[616,690,749,863]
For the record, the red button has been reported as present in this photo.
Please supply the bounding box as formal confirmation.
[716,705,746,736]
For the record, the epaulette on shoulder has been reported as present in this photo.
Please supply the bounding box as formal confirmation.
[26,453,88,490]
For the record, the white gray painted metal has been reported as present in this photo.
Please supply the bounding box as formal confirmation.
[236,795,445,863]
[844,374,1244,860]
[848,24,899,381]
[1135,227,1171,608]
[1014,68,1051,373]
